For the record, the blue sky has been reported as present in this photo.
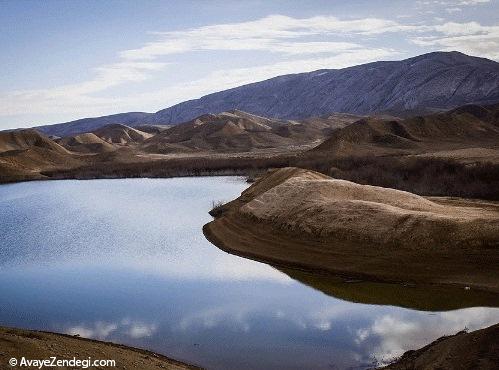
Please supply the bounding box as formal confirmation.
[1,0,498,130]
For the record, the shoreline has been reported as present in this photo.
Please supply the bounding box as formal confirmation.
[2,151,499,200]
[203,213,499,294]
[2,323,497,370]
[0,326,201,370]
[203,167,499,294]
[0,170,250,186]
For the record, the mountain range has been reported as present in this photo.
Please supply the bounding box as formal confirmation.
[35,51,499,137]
[1,102,498,190]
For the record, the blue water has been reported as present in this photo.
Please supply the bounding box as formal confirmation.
[0,177,498,369]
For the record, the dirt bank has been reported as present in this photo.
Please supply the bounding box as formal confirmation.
[385,323,499,369]
[204,167,499,293]
[0,326,200,370]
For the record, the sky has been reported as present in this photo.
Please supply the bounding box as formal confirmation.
[1,0,498,130]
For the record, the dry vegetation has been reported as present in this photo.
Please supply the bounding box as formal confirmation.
[295,154,499,200]
[36,154,499,200]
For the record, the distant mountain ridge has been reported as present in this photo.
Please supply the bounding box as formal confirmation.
[38,112,152,138]
[36,51,499,137]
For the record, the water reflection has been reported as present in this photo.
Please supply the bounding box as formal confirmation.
[0,178,498,369]
[354,307,499,365]
[278,268,499,311]
[66,320,156,340]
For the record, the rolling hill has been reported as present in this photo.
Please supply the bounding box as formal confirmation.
[0,129,82,182]
[0,129,69,154]
[312,103,499,158]
[57,133,116,153]
[141,110,359,153]
[92,124,152,144]
[1,104,498,200]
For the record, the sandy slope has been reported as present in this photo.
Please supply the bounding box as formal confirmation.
[0,130,84,182]
[141,110,359,153]
[204,167,499,292]
[240,171,499,248]
[0,129,69,154]
[0,327,200,370]
[385,323,499,370]
[93,124,152,144]
[58,133,116,153]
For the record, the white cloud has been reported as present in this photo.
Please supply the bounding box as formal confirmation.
[66,322,118,340]
[446,7,462,12]
[176,305,253,332]
[120,15,415,61]
[418,0,491,13]
[65,319,157,340]
[411,22,499,59]
[418,0,490,6]
[0,61,167,118]
[434,21,490,35]
[127,322,157,338]
[459,0,490,4]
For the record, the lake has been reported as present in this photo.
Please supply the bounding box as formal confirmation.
[0,177,498,369]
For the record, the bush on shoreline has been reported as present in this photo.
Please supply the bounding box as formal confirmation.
[39,154,499,200]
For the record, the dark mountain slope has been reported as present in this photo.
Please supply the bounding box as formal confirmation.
[37,112,152,138]
[149,51,499,123]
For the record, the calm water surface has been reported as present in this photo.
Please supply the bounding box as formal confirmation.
[0,177,498,369]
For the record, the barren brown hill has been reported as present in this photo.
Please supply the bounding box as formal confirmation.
[142,110,360,153]
[141,110,293,153]
[280,112,362,140]
[312,103,499,157]
[58,132,116,153]
[385,323,499,370]
[0,129,69,154]
[0,129,84,182]
[204,167,499,292]
[1,106,497,198]
[135,124,173,134]
[0,326,200,370]
[93,124,152,144]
